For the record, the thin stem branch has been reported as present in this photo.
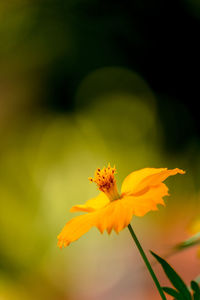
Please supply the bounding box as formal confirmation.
[128,224,167,300]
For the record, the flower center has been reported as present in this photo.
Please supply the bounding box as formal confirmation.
[89,164,120,201]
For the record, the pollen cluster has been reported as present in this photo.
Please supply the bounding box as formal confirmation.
[89,164,120,201]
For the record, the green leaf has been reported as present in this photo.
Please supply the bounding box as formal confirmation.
[162,286,183,299]
[191,281,200,300]
[150,251,192,300]
[175,233,200,251]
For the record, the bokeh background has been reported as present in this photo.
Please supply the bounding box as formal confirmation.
[0,1,200,299]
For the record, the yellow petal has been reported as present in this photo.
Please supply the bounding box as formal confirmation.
[122,183,169,217]
[104,200,133,234]
[94,199,135,234]
[57,213,97,248]
[57,182,170,247]
[58,200,134,247]
[121,167,185,196]
[70,192,110,212]
[58,166,185,248]
[121,168,166,195]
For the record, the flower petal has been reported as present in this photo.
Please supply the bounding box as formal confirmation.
[121,183,169,217]
[93,199,136,234]
[58,200,134,247]
[102,200,133,234]
[58,166,185,248]
[121,168,185,196]
[57,213,97,248]
[57,182,170,247]
[70,192,110,212]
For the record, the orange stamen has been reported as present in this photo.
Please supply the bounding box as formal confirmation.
[88,164,120,201]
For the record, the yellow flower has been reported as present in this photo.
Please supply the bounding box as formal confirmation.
[57,164,185,248]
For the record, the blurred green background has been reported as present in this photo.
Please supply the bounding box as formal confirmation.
[0,1,200,299]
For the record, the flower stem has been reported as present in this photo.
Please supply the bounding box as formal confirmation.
[128,224,166,300]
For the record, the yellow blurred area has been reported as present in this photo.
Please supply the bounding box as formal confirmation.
[0,64,199,300]
[1,62,200,300]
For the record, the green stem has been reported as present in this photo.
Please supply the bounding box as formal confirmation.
[128,224,166,300]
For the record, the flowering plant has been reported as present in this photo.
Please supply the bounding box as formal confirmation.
[57,164,200,299]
